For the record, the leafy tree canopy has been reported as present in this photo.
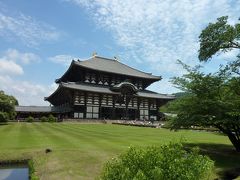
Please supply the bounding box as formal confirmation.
[166,16,240,152]
[0,90,18,120]
[172,92,191,98]
[199,16,240,61]
[167,61,240,152]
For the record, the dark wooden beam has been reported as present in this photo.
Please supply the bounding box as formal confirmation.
[99,94,102,119]
[84,92,87,119]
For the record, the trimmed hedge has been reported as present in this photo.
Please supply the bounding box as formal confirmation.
[48,114,57,122]
[40,116,48,122]
[26,116,34,123]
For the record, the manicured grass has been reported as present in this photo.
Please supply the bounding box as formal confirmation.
[0,123,239,179]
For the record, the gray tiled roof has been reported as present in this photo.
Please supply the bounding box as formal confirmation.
[15,106,69,113]
[62,82,117,94]
[138,90,175,99]
[61,82,175,99]
[73,56,161,79]
[15,106,53,112]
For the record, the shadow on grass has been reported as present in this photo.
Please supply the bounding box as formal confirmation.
[185,143,240,180]
[0,123,8,126]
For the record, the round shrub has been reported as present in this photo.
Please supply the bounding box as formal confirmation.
[40,116,48,122]
[48,114,56,122]
[100,142,214,180]
[0,112,8,123]
[26,116,34,123]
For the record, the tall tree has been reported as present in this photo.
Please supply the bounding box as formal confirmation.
[168,16,240,152]
[0,91,18,121]
[168,63,240,152]
[199,16,240,62]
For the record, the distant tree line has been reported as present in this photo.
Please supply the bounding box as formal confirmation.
[0,90,18,123]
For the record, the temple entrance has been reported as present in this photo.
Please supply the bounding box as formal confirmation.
[101,107,112,119]
[111,82,139,120]
[128,108,138,120]
[115,108,124,120]
[115,108,137,120]
[101,107,126,120]
[100,107,138,120]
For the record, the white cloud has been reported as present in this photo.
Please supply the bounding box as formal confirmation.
[0,12,60,46]
[214,48,239,61]
[0,48,40,76]
[0,49,54,105]
[0,59,23,75]
[3,49,40,64]
[0,75,57,105]
[148,78,178,94]
[65,0,240,93]
[0,51,85,105]
[49,54,90,66]
[49,54,78,66]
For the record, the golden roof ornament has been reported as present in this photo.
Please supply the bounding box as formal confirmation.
[92,52,97,57]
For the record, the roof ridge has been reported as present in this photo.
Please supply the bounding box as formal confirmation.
[94,55,117,61]
[94,56,160,78]
[15,105,51,107]
[114,59,159,77]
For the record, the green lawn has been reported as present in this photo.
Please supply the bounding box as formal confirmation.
[0,123,239,179]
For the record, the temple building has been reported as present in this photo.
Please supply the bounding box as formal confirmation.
[44,55,175,120]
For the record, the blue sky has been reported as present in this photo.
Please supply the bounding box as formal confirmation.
[0,0,239,105]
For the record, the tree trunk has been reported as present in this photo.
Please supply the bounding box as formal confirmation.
[226,132,240,152]
[216,125,240,152]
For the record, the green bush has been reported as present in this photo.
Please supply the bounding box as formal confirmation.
[100,143,214,180]
[40,116,48,122]
[26,116,34,123]
[0,112,8,123]
[48,114,56,122]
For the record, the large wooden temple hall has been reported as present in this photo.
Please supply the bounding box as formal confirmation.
[46,54,175,120]
[16,55,175,121]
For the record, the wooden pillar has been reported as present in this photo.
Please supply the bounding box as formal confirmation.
[124,94,132,120]
[109,75,112,86]
[137,97,140,120]
[148,98,150,121]
[112,95,116,119]
[99,94,102,119]
[125,95,128,120]
[134,98,138,120]
[84,92,87,119]
[156,100,161,121]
